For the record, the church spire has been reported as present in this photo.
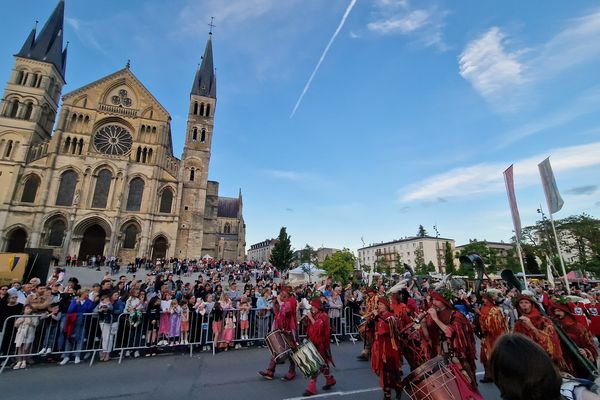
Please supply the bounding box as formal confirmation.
[16,0,67,78]
[191,33,216,98]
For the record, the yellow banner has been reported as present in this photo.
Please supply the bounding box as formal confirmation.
[0,253,29,285]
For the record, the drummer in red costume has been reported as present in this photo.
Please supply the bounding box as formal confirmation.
[421,290,478,390]
[371,297,403,400]
[548,301,598,378]
[258,287,298,381]
[513,293,565,370]
[478,288,508,383]
[301,298,336,397]
[357,287,378,361]
[584,295,600,340]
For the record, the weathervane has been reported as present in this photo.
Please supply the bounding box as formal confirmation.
[208,17,216,34]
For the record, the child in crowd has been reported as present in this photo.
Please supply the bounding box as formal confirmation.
[169,299,182,346]
[180,301,190,345]
[13,304,38,369]
[38,303,62,355]
[158,293,171,346]
[221,311,236,350]
[239,300,250,340]
[145,297,161,357]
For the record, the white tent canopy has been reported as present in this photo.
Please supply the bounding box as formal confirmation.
[288,263,326,284]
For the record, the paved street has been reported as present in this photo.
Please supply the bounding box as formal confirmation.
[0,342,501,399]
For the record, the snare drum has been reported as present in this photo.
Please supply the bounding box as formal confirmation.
[401,356,461,400]
[357,320,368,338]
[265,330,297,361]
[291,340,325,378]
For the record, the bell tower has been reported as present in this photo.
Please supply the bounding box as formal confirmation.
[0,0,67,162]
[176,32,217,258]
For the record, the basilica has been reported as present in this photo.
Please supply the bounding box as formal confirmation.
[0,1,246,262]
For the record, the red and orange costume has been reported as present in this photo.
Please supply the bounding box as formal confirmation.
[478,293,508,382]
[584,301,600,338]
[549,301,598,378]
[371,297,403,400]
[422,291,478,389]
[513,294,564,369]
[259,289,298,380]
[392,289,428,370]
[357,288,378,361]
[302,299,336,396]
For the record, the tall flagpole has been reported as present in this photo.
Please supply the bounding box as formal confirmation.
[503,165,528,290]
[546,207,570,294]
[515,238,528,290]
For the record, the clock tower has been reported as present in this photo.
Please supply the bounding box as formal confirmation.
[175,33,217,258]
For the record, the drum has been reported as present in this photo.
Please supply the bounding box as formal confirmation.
[357,320,368,338]
[401,356,461,400]
[399,322,428,370]
[291,340,325,378]
[265,330,297,361]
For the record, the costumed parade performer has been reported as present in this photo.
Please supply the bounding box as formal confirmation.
[357,287,378,361]
[258,287,298,381]
[370,297,403,400]
[477,288,508,383]
[421,289,480,392]
[301,297,336,397]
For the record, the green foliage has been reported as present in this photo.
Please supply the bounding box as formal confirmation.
[269,227,294,272]
[321,250,356,285]
[414,246,428,274]
[444,241,454,273]
[300,244,316,265]
[417,225,428,237]
[456,240,503,274]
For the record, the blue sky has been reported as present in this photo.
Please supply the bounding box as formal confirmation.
[1,0,599,253]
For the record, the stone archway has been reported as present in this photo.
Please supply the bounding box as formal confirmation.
[151,236,168,260]
[78,225,106,261]
[6,228,27,252]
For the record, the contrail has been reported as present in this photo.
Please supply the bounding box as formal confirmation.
[290,0,358,119]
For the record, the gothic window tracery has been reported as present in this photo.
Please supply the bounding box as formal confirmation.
[126,177,144,211]
[91,169,112,209]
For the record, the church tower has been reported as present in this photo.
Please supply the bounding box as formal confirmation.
[176,33,217,258]
[0,0,67,163]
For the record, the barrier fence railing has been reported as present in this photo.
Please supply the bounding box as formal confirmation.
[0,306,361,373]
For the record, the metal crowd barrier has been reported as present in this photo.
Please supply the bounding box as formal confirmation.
[0,306,361,373]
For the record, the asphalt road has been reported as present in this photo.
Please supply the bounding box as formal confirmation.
[0,342,501,400]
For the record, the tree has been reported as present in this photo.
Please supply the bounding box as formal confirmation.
[321,249,356,285]
[417,225,428,237]
[414,246,427,274]
[444,241,454,273]
[300,244,316,265]
[269,227,294,272]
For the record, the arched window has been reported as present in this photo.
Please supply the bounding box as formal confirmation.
[189,169,195,181]
[15,70,23,85]
[224,223,231,234]
[193,102,198,115]
[141,125,146,134]
[201,129,206,142]
[142,148,148,163]
[206,104,211,117]
[147,148,153,163]
[63,137,71,153]
[21,175,40,203]
[123,224,139,249]
[30,73,38,87]
[136,146,141,162]
[77,139,84,155]
[8,99,19,118]
[152,127,156,133]
[159,189,173,213]
[5,140,13,158]
[192,127,198,141]
[47,219,66,246]
[91,169,112,208]
[199,103,205,116]
[23,102,33,120]
[126,177,144,211]
[55,170,77,206]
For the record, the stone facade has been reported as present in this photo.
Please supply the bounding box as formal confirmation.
[0,2,245,263]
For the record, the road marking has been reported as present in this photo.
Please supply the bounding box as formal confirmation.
[282,387,380,400]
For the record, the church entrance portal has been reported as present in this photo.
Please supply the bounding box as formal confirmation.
[152,236,167,260]
[6,228,27,252]
[78,225,106,261]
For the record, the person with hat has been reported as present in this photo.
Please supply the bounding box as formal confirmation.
[301,297,336,396]
[258,288,298,381]
[513,293,565,370]
[421,290,479,390]
[357,286,378,361]
[370,297,403,400]
[548,300,598,378]
[478,288,508,383]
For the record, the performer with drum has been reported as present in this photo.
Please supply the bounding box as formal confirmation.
[478,288,508,383]
[357,287,378,361]
[258,288,298,381]
[421,290,479,391]
[370,297,403,400]
[300,297,336,396]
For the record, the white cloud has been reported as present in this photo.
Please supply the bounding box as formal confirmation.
[349,31,360,39]
[264,169,308,181]
[458,27,526,101]
[367,9,430,34]
[65,17,105,53]
[398,141,600,202]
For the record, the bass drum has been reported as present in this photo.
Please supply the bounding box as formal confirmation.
[265,330,296,361]
[291,340,325,378]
